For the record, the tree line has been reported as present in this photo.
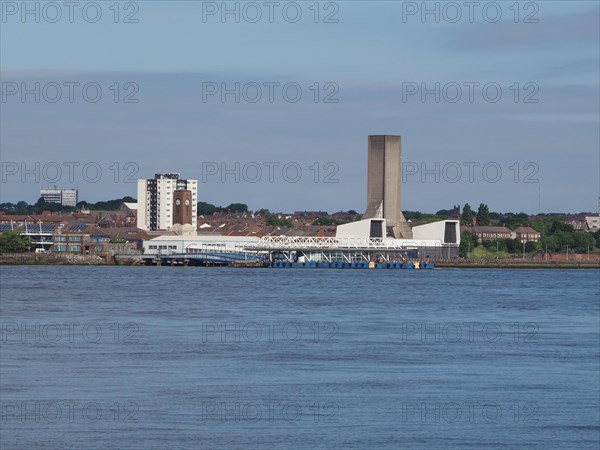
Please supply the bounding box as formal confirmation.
[0,197,137,215]
[459,202,599,254]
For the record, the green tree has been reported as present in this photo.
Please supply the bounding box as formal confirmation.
[554,230,576,251]
[494,239,507,252]
[435,209,453,217]
[550,221,574,234]
[534,219,597,254]
[0,231,30,253]
[540,235,559,252]
[531,216,566,236]
[197,202,219,215]
[461,204,473,225]
[524,241,541,253]
[573,232,595,253]
[225,203,248,213]
[15,201,29,214]
[459,231,478,258]
[266,215,293,228]
[34,197,64,213]
[76,196,135,211]
[403,211,424,221]
[504,238,519,253]
[313,217,344,226]
[476,203,490,226]
[503,213,530,230]
[403,211,441,223]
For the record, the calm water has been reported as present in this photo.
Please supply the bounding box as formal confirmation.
[1,266,598,449]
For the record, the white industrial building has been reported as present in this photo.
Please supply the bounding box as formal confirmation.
[141,218,460,262]
[252,218,460,261]
[140,135,460,262]
[142,234,259,255]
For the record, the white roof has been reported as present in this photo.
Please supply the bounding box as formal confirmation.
[147,234,260,243]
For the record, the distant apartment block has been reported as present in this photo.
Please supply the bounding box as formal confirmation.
[136,173,198,231]
[40,188,78,207]
[461,225,541,243]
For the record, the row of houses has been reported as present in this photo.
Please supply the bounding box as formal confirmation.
[1,220,151,255]
[196,210,359,233]
[460,225,541,243]
[0,209,137,229]
[0,211,339,255]
[5,208,597,254]
[463,216,600,243]
[50,227,149,255]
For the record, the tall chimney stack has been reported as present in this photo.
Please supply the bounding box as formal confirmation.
[363,135,412,239]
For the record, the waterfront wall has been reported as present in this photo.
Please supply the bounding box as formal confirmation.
[435,259,600,269]
[0,253,108,265]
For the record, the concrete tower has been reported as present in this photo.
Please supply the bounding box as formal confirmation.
[363,135,412,239]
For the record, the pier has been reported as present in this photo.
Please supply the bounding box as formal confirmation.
[247,235,447,264]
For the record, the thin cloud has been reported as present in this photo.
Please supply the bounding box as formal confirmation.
[443,7,599,51]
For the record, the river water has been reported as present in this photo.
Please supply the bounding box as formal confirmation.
[1,266,598,449]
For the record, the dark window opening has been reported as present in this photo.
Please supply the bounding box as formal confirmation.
[370,220,383,238]
[444,222,457,243]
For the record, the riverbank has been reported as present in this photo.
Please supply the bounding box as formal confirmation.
[0,253,144,266]
[435,260,600,269]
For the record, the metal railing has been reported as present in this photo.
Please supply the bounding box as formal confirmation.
[246,236,435,251]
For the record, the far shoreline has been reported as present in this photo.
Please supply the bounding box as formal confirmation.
[434,261,600,270]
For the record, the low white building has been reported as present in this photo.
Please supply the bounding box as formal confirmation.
[337,218,459,245]
[143,234,260,255]
[335,218,460,258]
[142,218,460,260]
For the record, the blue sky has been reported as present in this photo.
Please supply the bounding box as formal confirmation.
[1,1,598,214]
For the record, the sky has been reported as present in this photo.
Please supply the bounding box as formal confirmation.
[1,0,599,214]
